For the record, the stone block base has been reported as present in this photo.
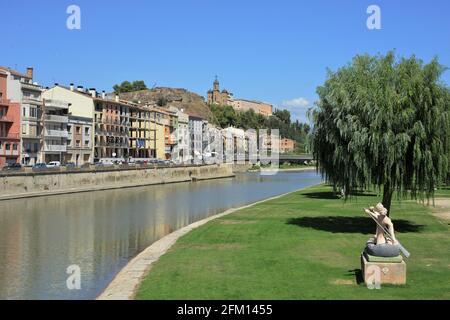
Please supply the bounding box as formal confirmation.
[361,253,406,285]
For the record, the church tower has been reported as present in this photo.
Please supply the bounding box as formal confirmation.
[213,76,220,91]
[207,76,232,106]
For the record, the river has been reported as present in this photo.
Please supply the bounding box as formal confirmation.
[0,170,321,300]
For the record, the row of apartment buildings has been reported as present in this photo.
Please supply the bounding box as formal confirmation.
[0,67,281,167]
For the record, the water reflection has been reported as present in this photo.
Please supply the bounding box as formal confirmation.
[0,171,321,299]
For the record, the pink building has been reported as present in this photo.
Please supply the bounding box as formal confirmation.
[0,70,21,166]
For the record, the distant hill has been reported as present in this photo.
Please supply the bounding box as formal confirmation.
[118,87,214,121]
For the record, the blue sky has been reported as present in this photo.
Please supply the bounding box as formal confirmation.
[1,0,450,122]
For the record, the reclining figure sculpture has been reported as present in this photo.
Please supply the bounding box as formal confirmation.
[363,203,410,258]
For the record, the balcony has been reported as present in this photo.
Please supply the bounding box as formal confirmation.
[0,149,19,156]
[43,145,66,153]
[0,115,14,123]
[44,99,69,110]
[44,115,68,123]
[0,133,20,140]
[44,129,69,138]
[22,96,42,105]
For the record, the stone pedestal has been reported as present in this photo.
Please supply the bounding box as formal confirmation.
[361,254,406,285]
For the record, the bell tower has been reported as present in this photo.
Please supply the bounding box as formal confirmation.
[213,75,219,91]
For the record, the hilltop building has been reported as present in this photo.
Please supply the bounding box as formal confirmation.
[206,78,273,116]
[207,77,233,106]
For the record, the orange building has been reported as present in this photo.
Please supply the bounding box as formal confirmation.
[0,69,21,167]
[280,138,295,154]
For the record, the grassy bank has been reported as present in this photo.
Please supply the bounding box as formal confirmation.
[136,185,450,300]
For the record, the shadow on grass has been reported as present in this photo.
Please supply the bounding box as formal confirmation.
[348,269,364,285]
[301,192,340,200]
[287,216,424,234]
[301,191,378,200]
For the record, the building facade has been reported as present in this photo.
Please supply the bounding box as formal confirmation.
[40,98,69,163]
[0,69,21,167]
[66,116,93,164]
[203,122,222,163]
[206,78,273,116]
[173,108,189,163]
[43,85,94,164]
[280,138,295,154]
[207,77,233,106]
[129,106,155,159]
[94,96,130,160]
[188,115,204,163]
[232,99,273,116]
[1,67,43,165]
[222,127,246,162]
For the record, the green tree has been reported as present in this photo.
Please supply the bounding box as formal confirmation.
[311,52,450,214]
[113,80,147,94]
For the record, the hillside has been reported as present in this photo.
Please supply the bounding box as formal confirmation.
[119,87,214,121]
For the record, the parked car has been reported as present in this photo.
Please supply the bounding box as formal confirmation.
[32,163,48,170]
[47,161,61,168]
[96,159,114,167]
[127,160,137,167]
[64,162,77,169]
[2,163,22,171]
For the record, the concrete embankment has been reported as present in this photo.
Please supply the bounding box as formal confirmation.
[0,164,245,201]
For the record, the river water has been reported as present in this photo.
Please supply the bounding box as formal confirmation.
[0,170,321,300]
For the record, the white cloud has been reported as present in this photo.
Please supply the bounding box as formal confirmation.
[281,97,310,108]
[279,97,312,123]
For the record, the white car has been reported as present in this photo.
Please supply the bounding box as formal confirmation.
[47,161,61,168]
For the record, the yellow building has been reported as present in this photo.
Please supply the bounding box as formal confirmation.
[140,106,167,160]
[129,106,155,158]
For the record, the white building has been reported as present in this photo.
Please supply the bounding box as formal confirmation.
[222,127,246,163]
[173,108,189,163]
[40,98,69,163]
[188,115,204,164]
[203,122,222,164]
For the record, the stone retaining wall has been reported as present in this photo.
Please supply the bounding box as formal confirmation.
[0,164,237,199]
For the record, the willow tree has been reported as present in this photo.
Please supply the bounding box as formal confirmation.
[311,52,450,214]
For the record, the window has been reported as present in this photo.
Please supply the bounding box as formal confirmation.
[23,107,26,117]
[12,144,17,151]
[76,140,80,147]
[5,144,10,151]
[22,124,27,134]
[30,108,37,118]
[85,127,89,135]
[84,140,89,147]
[76,127,81,134]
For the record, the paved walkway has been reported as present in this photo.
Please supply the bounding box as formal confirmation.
[431,198,450,222]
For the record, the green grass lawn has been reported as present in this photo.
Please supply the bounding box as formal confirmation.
[136,184,450,300]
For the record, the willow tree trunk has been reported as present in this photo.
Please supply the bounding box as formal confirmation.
[382,183,394,216]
